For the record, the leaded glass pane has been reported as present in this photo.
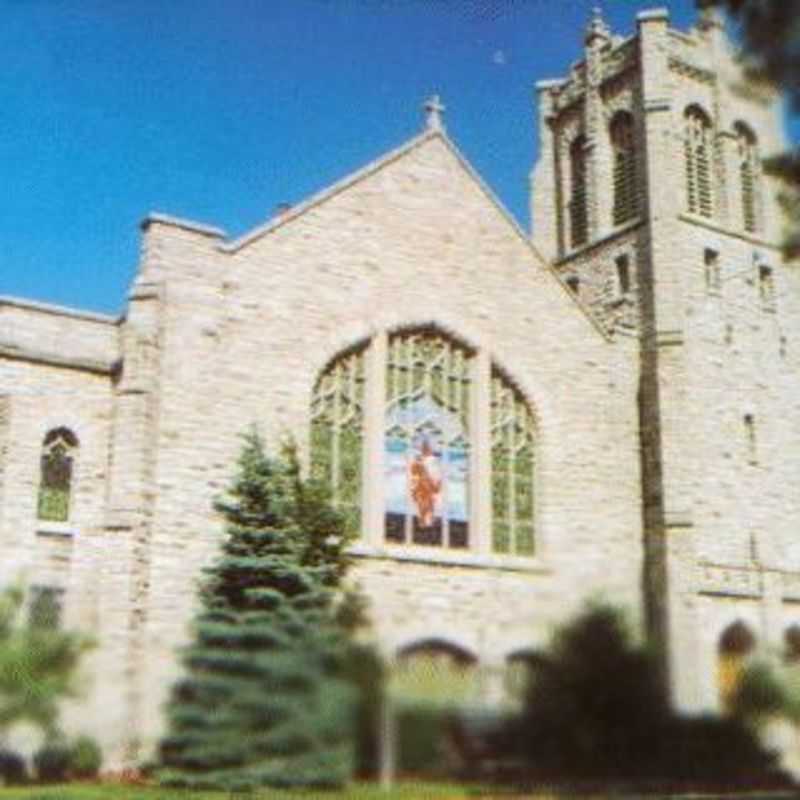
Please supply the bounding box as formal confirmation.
[37,432,76,523]
[491,372,536,556]
[385,330,471,548]
[310,347,366,537]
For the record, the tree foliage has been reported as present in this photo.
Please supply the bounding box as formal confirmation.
[158,432,362,792]
[513,603,784,787]
[0,584,93,739]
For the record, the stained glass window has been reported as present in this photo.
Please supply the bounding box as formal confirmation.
[491,373,536,556]
[310,346,366,536]
[311,331,538,558]
[384,331,471,548]
[684,106,714,218]
[37,428,78,523]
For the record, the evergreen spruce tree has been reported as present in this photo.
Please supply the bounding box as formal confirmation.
[158,432,357,791]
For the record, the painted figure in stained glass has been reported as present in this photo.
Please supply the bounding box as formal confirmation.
[409,437,442,528]
[385,331,470,548]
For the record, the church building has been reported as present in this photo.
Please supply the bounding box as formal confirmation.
[1,6,798,767]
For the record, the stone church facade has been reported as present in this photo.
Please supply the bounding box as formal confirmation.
[1,6,798,767]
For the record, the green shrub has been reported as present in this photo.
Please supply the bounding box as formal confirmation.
[33,741,71,783]
[0,748,27,785]
[70,735,102,779]
[396,704,457,776]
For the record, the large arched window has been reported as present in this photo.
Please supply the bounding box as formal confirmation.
[610,112,638,225]
[569,135,589,248]
[37,428,78,523]
[735,122,760,234]
[717,621,755,712]
[684,105,714,218]
[310,328,538,558]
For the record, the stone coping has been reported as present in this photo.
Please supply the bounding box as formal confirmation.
[0,294,119,324]
[348,541,550,573]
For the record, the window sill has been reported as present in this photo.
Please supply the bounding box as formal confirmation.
[348,541,550,573]
[679,213,778,250]
[556,217,644,264]
[35,522,76,538]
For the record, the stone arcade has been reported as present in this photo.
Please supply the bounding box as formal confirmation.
[1,7,798,767]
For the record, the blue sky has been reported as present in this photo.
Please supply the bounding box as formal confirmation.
[0,0,795,314]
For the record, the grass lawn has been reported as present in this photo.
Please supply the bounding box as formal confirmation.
[0,782,504,799]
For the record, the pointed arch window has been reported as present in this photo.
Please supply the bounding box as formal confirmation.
[610,112,638,225]
[310,346,366,536]
[684,106,714,218]
[37,428,78,523]
[569,135,589,248]
[310,328,539,560]
[491,373,536,556]
[735,122,760,234]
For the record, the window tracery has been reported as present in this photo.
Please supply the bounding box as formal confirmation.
[310,346,366,536]
[491,373,536,556]
[310,329,539,560]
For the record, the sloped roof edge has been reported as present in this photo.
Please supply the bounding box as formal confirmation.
[219,126,611,341]
[220,129,438,253]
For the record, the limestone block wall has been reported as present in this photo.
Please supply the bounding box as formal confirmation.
[127,130,644,756]
[0,353,117,746]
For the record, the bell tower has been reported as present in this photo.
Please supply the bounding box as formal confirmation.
[532,4,798,715]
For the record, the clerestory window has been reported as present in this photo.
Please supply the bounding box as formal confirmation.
[37,428,78,523]
[311,328,539,558]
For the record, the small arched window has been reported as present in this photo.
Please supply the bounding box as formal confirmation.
[684,106,714,218]
[735,122,760,234]
[569,135,589,248]
[610,112,637,225]
[37,428,78,523]
[717,621,755,711]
